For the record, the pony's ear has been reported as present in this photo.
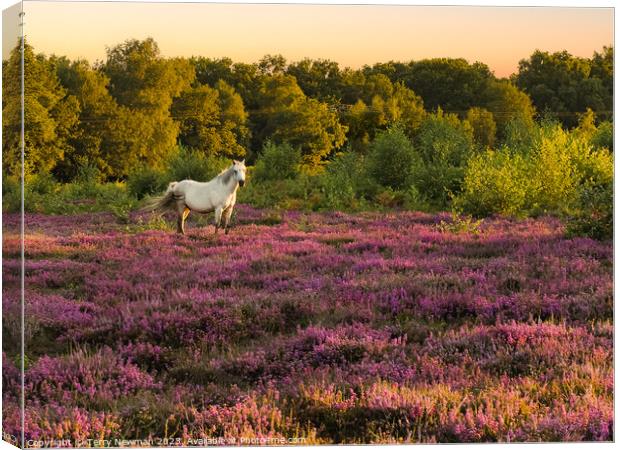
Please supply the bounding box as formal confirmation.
[232,159,239,164]
[241,159,245,165]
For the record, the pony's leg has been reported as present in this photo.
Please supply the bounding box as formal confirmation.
[181,208,191,234]
[176,202,187,234]
[213,207,223,234]
[222,206,234,235]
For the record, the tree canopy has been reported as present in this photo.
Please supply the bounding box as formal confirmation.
[2,39,613,181]
[513,48,613,126]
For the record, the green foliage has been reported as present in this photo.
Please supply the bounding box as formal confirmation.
[527,126,581,214]
[455,123,614,218]
[101,38,195,176]
[2,174,136,215]
[466,107,496,148]
[253,141,302,182]
[366,126,421,190]
[484,80,536,140]
[1,39,612,225]
[514,48,612,127]
[2,41,80,176]
[52,58,120,180]
[237,175,319,211]
[397,58,495,112]
[341,75,426,148]
[455,148,531,217]
[2,175,21,212]
[590,121,613,152]
[413,110,475,206]
[127,166,167,200]
[320,151,370,210]
[566,181,613,240]
[286,58,342,101]
[502,116,537,153]
[252,75,347,170]
[166,147,229,183]
[172,81,249,159]
[415,109,474,166]
[437,211,484,235]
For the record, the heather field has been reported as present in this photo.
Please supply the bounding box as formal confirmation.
[2,206,613,444]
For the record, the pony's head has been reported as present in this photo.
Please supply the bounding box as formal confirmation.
[232,159,247,187]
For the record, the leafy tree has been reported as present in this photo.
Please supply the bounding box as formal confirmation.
[53,57,123,180]
[402,58,495,113]
[102,38,195,175]
[574,108,597,140]
[341,75,425,149]
[338,68,368,105]
[214,80,251,155]
[252,75,346,169]
[344,100,374,150]
[104,38,193,109]
[590,121,613,152]
[171,80,249,159]
[286,58,342,101]
[466,107,497,148]
[191,57,262,126]
[171,85,220,152]
[258,54,287,76]
[414,109,475,205]
[253,141,301,181]
[362,61,411,84]
[514,49,612,126]
[392,82,427,136]
[483,80,536,140]
[590,46,613,118]
[366,126,421,190]
[415,108,474,166]
[2,41,80,176]
[228,62,265,111]
[191,56,234,87]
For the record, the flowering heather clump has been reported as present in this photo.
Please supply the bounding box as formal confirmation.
[2,207,613,443]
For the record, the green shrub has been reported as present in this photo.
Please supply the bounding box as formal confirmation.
[166,147,229,182]
[412,111,475,207]
[74,164,104,185]
[27,172,58,195]
[403,185,429,211]
[590,121,613,152]
[415,163,465,209]
[320,151,370,210]
[127,166,167,200]
[454,148,530,217]
[366,126,421,190]
[237,174,318,210]
[566,180,612,240]
[5,176,136,215]
[527,126,580,214]
[2,175,21,212]
[253,141,301,182]
[502,116,537,153]
[415,110,474,166]
[437,211,484,235]
[456,124,614,218]
[466,107,497,149]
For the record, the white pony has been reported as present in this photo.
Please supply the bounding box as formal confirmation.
[145,160,247,234]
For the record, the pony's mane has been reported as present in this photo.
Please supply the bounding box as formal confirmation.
[217,165,235,184]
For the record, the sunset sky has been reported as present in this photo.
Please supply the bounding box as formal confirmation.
[2,1,615,78]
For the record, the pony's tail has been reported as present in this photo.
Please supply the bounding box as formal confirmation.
[140,182,178,214]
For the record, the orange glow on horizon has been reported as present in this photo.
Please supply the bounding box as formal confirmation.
[5,2,614,78]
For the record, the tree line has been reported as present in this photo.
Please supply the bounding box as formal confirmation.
[1,38,613,181]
